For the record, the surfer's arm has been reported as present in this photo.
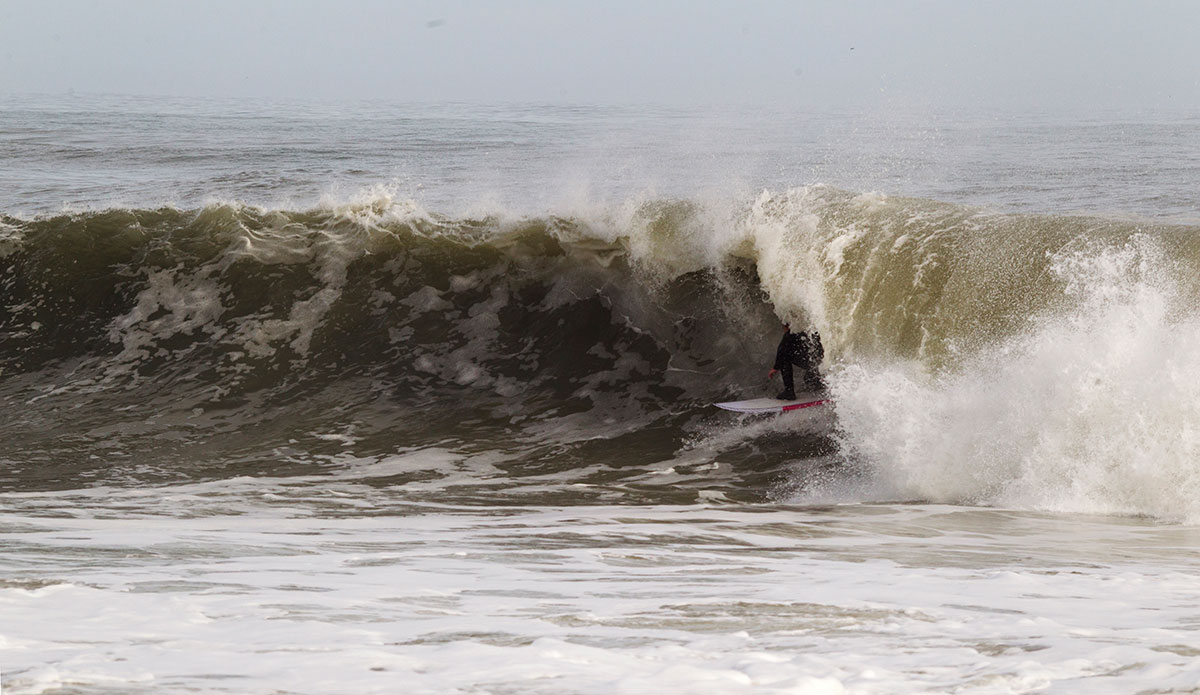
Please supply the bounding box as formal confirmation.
[810,330,824,362]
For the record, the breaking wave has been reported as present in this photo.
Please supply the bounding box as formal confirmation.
[2,186,1199,519]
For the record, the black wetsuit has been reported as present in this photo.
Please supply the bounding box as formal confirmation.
[774,328,825,399]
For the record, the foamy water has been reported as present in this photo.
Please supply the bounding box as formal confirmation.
[6,468,1200,694]
[831,234,1200,522]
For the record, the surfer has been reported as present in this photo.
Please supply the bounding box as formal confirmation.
[768,322,825,400]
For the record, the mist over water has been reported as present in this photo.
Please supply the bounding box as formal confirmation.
[3,94,1200,694]
[5,94,1199,220]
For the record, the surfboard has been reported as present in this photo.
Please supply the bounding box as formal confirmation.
[713,395,831,414]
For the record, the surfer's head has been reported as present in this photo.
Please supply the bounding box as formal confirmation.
[781,310,807,331]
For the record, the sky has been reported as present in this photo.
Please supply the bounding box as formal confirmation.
[2,0,1198,111]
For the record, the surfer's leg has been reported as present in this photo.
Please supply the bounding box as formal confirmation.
[777,364,796,400]
[803,369,826,392]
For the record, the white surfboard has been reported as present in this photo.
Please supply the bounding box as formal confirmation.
[714,395,831,414]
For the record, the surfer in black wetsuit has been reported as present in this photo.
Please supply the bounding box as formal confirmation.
[768,322,825,400]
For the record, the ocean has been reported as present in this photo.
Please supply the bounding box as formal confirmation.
[2,93,1200,693]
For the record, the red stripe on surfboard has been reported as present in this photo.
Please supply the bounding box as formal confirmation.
[780,398,830,412]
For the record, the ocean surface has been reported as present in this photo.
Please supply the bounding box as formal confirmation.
[2,93,1200,694]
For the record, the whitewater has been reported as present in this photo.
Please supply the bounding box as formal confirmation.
[2,94,1200,693]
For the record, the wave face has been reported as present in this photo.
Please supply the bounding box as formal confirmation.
[3,187,1200,519]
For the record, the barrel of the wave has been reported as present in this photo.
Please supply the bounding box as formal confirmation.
[715,319,830,415]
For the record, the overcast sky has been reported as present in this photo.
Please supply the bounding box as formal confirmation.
[2,0,1198,110]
